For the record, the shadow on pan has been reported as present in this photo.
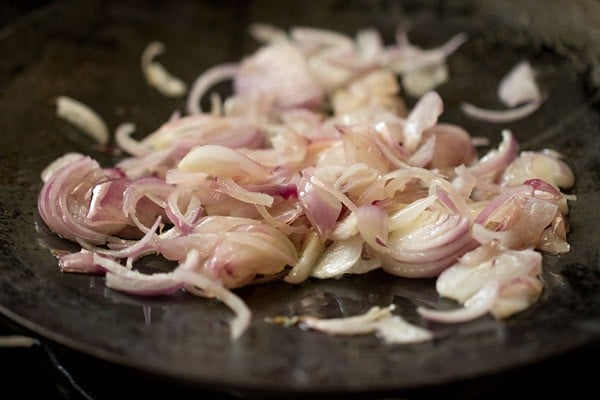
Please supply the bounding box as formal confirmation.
[0,0,599,398]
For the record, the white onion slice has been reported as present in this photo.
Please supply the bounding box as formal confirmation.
[310,235,364,279]
[284,231,324,283]
[498,61,541,107]
[178,145,270,181]
[298,305,433,344]
[354,204,389,253]
[187,63,239,114]
[141,41,187,98]
[115,123,149,157]
[403,91,443,152]
[56,96,109,145]
[461,98,544,123]
[417,281,500,323]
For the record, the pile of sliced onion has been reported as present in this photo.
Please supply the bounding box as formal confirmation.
[39,23,574,342]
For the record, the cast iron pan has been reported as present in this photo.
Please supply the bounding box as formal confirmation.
[1,0,599,397]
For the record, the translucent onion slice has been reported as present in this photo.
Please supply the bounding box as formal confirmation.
[491,276,543,318]
[297,305,433,344]
[58,250,100,274]
[403,91,443,152]
[187,63,239,114]
[298,176,342,238]
[178,145,270,181]
[215,178,274,207]
[417,281,500,323]
[106,268,184,296]
[56,96,109,145]
[40,153,84,183]
[80,216,161,260]
[122,177,173,233]
[249,23,288,43]
[115,123,149,157]
[234,42,324,109]
[354,204,389,253]
[284,231,325,283]
[501,151,575,190]
[310,235,364,279]
[467,130,519,179]
[402,63,448,98]
[389,196,437,231]
[387,31,468,73]
[498,61,541,107]
[461,98,544,123]
[164,190,203,234]
[141,41,187,98]
[435,247,542,304]
[38,156,110,244]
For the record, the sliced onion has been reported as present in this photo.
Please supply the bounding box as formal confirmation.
[115,123,150,157]
[425,124,476,170]
[106,270,183,296]
[403,91,443,152]
[141,41,187,98]
[299,305,392,335]
[81,216,161,259]
[386,31,467,73]
[215,178,274,207]
[164,190,203,234]
[381,239,476,278]
[498,61,541,107]
[491,276,543,318]
[56,96,109,145]
[297,305,433,344]
[38,156,110,244]
[122,177,173,232]
[298,175,342,238]
[39,23,575,341]
[41,153,84,183]
[474,184,533,225]
[501,151,575,190]
[389,195,437,231]
[290,27,354,54]
[284,231,324,283]
[234,42,324,109]
[310,235,364,279]
[461,98,544,123]
[187,63,239,114]
[354,204,389,253]
[249,23,288,43]
[402,63,448,98]
[467,130,519,179]
[372,315,434,344]
[178,145,270,182]
[58,250,101,274]
[417,281,500,323]
[435,247,542,304]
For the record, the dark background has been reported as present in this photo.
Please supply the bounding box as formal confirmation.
[0,1,598,399]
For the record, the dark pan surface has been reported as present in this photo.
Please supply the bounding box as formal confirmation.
[1,0,599,396]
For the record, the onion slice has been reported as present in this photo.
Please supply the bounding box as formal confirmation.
[141,41,187,98]
[296,305,433,344]
[498,61,541,107]
[187,63,239,114]
[461,98,544,123]
[56,96,109,145]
